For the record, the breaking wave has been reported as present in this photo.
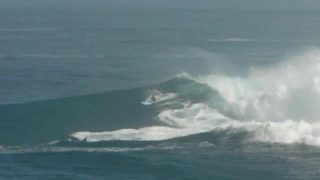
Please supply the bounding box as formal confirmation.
[2,47,320,148]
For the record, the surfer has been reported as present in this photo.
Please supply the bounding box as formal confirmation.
[151,95,156,102]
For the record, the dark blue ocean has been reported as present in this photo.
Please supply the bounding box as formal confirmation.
[1,4,320,179]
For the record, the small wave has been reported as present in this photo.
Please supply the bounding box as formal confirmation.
[0,28,59,32]
[0,142,207,154]
[207,38,257,42]
[207,38,286,43]
[0,53,104,59]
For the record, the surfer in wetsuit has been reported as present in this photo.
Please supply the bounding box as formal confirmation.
[151,95,156,102]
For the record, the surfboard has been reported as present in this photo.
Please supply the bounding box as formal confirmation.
[140,101,152,106]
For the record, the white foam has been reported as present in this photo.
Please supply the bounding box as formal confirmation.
[145,90,177,104]
[251,120,320,145]
[71,109,320,147]
[196,47,320,145]
[72,126,190,142]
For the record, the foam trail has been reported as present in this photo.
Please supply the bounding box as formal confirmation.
[71,103,235,142]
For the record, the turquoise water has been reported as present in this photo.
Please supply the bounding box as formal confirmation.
[1,5,320,179]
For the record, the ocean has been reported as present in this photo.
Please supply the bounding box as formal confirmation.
[1,5,320,179]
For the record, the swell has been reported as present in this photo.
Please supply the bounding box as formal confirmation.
[0,75,218,146]
[0,87,158,145]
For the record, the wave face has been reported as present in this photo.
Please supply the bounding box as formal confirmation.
[2,48,320,147]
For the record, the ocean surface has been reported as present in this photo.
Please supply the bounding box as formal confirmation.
[1,5,320,179]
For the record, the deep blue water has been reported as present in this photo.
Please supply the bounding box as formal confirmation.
[1,5,320,179]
